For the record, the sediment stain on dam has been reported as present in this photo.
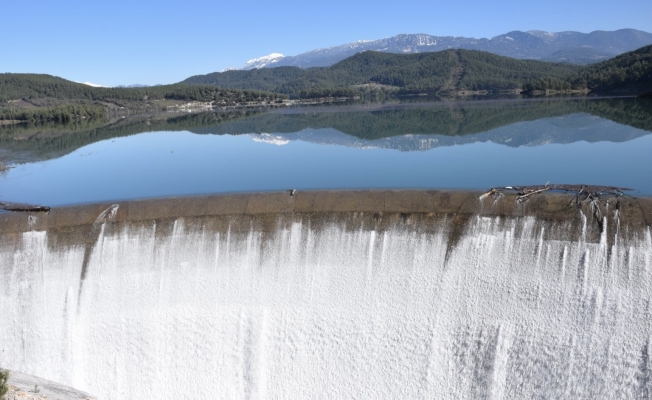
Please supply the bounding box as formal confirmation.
[1,190,651,399]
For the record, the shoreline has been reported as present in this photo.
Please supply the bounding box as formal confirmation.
[1,93,639,123]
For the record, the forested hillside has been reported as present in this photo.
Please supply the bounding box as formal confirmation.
[523,44,652,94]
[179,67,306,92]
[183,50,582,97]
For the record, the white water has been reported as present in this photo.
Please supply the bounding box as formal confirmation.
[1,214,652,399]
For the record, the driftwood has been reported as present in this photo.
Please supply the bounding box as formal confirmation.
[481,184,631,203]
[0,202,50,212]
[481,184,633,225]
[0,162,13,176]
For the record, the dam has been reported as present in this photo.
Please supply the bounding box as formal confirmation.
[1,190,652,399]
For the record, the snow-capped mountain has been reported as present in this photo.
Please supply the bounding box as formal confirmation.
[242,53,286,69]
[114,84,150,88]
[240,29,652,69]
[76,81,105,87]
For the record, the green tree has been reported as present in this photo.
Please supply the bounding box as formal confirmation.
[0,368,9,399]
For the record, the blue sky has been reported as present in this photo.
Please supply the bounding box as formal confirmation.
[1,0,650,86]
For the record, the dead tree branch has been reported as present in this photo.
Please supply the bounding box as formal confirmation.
[481,184,632,228]
[0,202,50,212]
[482,184,631,203]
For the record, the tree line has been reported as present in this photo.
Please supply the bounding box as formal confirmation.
[0,104,107,122]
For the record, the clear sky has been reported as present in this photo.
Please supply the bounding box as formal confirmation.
[1,0,651,87]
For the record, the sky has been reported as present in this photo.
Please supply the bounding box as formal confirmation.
[1,0,651,87]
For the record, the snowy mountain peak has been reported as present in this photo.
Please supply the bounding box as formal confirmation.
[242,53,286,70]
[76,81,105,87]
[527,30,558,40]
[249,133,289,146]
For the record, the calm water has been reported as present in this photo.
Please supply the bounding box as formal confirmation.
[1,97,651,206]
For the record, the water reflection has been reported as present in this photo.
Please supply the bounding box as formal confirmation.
[1,98,651,164]
[0,97,651,205]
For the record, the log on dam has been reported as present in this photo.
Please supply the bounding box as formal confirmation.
[1,190,652,399]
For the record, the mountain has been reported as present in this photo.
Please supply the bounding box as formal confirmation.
[242,29,652,69]
[541,47,615,64]
[183,49,581,97]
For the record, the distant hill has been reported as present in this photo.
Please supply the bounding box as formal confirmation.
[0,73,287,121]
[180,67,305,92]
[0,74,284,103]
[524,44,652,94]
[542,47,615,64]
[183,49,581,97]
[241,29,652,69]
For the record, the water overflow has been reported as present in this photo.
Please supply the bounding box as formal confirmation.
[1,190,651,399]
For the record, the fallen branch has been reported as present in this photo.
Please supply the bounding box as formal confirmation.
[0,202,50,212]
[482,184,631,203]
[0,161,13,176]
[481,184,632,227]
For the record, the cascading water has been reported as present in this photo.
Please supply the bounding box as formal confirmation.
[1,194,652,399]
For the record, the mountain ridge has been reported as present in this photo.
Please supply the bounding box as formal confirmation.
[242,29,652,69]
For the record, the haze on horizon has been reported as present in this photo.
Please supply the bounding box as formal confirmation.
[1,0,651,87]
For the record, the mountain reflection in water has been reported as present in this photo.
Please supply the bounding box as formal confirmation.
[1,97,651,163]
[0,97,651,205]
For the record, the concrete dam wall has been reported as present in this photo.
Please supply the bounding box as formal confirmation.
[1,190,652,399]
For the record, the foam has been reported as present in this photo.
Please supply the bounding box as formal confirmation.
[1,211,652,398]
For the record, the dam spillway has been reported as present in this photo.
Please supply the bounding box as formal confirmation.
[1,190,652,399]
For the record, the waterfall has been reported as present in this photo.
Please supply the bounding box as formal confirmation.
[1,206,652,399]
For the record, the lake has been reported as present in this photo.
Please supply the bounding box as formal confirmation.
[1,97,651,206]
